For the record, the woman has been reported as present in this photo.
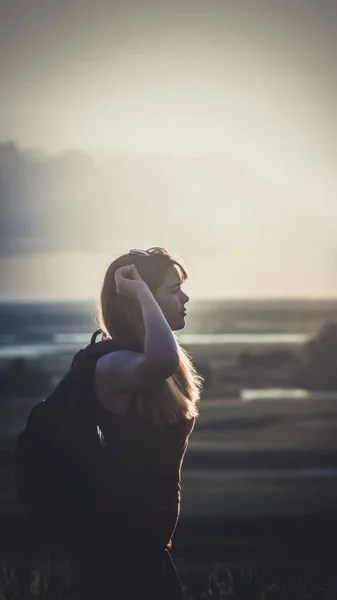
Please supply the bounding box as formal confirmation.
[69,246,203,600]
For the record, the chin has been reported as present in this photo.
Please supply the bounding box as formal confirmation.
[172,316,186,332]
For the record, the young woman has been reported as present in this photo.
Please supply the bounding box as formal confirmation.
[69,246,203,600]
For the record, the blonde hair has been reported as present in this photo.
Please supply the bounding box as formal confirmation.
[94,247,203,426]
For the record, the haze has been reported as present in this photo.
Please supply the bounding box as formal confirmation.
[1,0,336,300]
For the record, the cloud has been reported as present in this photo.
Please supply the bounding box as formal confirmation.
[1,141,337,298]
[0,143,126,257]
[1,140,336,264]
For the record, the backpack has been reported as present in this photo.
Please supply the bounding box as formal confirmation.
[14,330,120,550]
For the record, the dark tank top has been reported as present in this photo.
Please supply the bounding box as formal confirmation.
[93,390,195,551]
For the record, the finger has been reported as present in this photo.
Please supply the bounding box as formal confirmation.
[129,266,142,280]
[115,265,134,279]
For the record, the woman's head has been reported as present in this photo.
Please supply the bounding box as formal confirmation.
[97,247,189,350]
[95,246,203,426]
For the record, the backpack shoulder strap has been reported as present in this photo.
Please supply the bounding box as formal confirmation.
[71,330,119,372]
[90,329,102,344]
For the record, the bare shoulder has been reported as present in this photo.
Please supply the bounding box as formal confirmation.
[93,348,179,396]
[94,360,133,415]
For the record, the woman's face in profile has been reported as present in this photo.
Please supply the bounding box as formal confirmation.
[154,264,189,331]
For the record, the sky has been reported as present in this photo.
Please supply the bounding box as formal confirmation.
[1,0,337,300]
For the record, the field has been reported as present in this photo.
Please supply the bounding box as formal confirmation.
[0,398,337,558]
[1,299,337,596]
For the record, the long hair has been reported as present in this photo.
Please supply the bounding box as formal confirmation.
[94,246,203,426]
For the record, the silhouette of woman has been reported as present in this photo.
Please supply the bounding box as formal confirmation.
[68,247,203,600]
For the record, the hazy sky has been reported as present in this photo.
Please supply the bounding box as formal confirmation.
[1,0,337,300]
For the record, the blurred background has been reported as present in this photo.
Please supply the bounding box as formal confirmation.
[1,0,337,585]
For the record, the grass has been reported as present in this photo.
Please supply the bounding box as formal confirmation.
[1,555,337,599]
[0,553,71,600]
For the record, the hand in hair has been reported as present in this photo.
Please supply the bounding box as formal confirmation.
[115,265,149,298]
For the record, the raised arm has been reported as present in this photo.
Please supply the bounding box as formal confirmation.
[95,265,180,392]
